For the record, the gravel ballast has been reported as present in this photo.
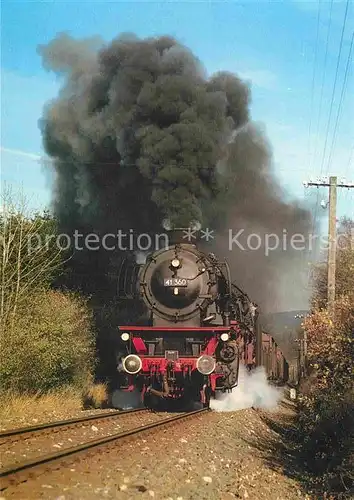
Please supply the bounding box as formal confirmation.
[1,399,308,499]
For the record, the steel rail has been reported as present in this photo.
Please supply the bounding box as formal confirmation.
[0,408,148,444]
[0,408,210,491]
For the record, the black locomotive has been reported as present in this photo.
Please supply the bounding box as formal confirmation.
[113,228,265,409]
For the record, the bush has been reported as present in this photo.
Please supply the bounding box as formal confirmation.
[0,289,96,393]
[297,220,354,496]
[303,296,353,394]
[297,387,354,494]
[83,382,109,409]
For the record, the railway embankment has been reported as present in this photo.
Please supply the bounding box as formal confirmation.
[1,396,313,500]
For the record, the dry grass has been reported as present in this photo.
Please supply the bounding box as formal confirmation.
[0,387,83,430]
[0,383,109,430]
[83,382,109,409]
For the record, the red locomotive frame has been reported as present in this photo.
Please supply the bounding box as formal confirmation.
[117,323,288,407]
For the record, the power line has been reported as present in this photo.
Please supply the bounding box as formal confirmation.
[320,0,350,176]
[313,0,334,171]
[310,0,334,245]
[310,0,350,263]
[304,176,354,315]
[345,145,354,179]
[308,0,322,171]
[326,30,354,173]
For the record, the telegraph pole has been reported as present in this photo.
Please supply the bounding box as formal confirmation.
[295,313,307,378]
[327,176,337,314]
[303,176,354,315]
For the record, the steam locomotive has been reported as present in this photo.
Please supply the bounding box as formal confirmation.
[115,229,285,410]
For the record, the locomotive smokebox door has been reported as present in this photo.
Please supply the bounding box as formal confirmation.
[138,240,217,326]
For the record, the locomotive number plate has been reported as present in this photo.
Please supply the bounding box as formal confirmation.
[164,278,188,287]
[165,350,179,361]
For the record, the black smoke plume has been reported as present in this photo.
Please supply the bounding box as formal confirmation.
[39,33,250,231]
[38,33,312,322]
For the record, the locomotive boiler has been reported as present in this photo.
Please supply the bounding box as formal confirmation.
[115,229,264,409]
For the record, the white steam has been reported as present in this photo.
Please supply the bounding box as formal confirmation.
[210,365,283,412]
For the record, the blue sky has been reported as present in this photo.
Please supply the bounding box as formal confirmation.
[1,0,353,230]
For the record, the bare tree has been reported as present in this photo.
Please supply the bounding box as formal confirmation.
[0,186,68,331]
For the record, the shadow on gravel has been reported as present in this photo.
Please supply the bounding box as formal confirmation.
[244,400,353,500]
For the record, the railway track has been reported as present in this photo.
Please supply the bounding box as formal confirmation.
[0,408,210,491]
[0,407,148,445]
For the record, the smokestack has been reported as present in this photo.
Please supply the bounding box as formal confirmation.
[164,220,202,245]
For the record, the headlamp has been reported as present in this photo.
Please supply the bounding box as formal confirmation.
[196,355,216,375]
[122,355,142,374]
